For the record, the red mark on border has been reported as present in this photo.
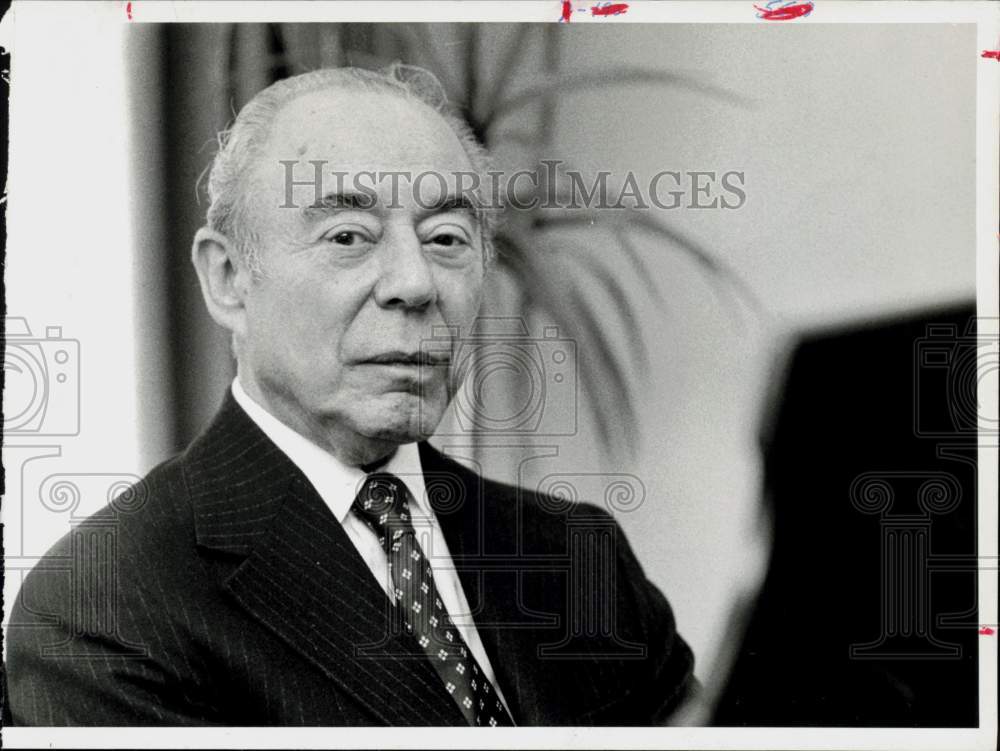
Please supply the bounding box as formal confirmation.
[126,1,133,20]
[591,3,629,16]
[559,1,628,22]
[980,626,996,635]
[982,50,1000,61]
[755,2,813,20]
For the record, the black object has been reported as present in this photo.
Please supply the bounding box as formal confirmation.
[714,302,981,726]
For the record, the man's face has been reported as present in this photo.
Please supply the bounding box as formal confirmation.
[236,89,485,457]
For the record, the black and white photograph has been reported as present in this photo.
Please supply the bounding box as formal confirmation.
[0,1,997,748]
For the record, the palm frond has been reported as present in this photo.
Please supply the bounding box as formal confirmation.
[563,251,653,377]
[496,234,643,450]
[387,25,463,106]
[486,67,752,132]
[533,231,654,375]
[532,209,763,321]
[614,225,669,309]
[483,27,537,111]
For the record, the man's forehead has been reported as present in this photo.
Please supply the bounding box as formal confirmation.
[264,88,473,172]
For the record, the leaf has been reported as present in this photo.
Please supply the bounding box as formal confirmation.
[542,233,653,376]
[483,26,537,112]
[487,67,752,129]
[495,234,642,452]
[532,209,763,321]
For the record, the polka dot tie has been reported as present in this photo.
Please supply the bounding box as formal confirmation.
[352,472,515,727]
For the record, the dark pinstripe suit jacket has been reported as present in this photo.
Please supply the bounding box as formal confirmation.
[4,392,693,726]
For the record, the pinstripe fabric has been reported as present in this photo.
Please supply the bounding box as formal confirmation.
[3,392,694,726]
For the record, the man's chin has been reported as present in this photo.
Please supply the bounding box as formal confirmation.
[351,395,446,446]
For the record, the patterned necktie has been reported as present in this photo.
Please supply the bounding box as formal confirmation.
[351,472,515,727]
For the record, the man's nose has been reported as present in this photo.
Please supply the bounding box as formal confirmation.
[373,228,437,310]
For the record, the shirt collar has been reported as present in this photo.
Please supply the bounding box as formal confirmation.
[231,378,428,524]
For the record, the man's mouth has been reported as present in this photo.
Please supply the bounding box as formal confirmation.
[361,351,451,367]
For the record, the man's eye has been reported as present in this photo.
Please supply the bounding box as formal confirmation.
[328,230,368,246]
[426,233,468,248]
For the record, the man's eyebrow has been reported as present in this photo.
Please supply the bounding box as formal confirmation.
[302,192,377,219]
[302,191,482,224]
[415,194,480,223]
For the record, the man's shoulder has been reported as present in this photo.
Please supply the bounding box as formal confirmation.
[88,450,193,537]
[19,451,197,601]
[421,443,622,549]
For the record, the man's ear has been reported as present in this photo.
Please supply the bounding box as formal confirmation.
[191,227,252,338]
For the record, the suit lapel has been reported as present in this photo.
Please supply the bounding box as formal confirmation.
[185,393,466,726]
[419,443,555,724]
[184,397,619,725]
[420,443,623,725]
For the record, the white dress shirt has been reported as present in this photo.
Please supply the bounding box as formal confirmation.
[231,379,508,710]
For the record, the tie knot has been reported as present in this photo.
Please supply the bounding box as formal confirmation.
[352,472,413,533]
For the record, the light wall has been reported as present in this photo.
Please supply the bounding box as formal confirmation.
[2,2,140,640]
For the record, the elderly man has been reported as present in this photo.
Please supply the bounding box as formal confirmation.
[5,66,693,726]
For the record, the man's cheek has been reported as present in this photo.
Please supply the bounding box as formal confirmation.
[440,279,485,329]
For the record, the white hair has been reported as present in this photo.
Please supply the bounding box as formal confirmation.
[204,63,497,272]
